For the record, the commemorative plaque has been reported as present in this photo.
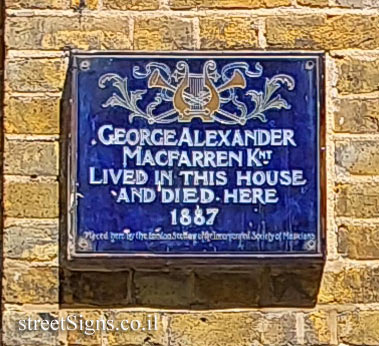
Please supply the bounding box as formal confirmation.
[68,52,324,260]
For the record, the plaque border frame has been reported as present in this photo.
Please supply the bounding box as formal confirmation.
[66,51,326,262]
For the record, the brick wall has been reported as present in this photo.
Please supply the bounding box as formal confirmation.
[0,0,4,339]
[2,0,379,345]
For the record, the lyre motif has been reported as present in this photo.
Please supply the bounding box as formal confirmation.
[173,61,220,122]
[147,60,249,123]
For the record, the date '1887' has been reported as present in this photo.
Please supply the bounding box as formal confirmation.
[170,208,219,226]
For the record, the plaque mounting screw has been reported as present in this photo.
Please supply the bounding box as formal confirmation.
[304,239,316,251]
[77,237,92,251]
[305,60,315,70]
[80,60,91,72]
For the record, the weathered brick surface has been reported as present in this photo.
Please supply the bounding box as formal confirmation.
[335,0,379,8]
[333,98,379,134]
[134,17,195,50]
[127,266,323,309]
[338,223,379,260]
[336,57,379,95]
[200,17,259,49]
[193,270,261,308]
[335,140,379,176]
[6,0,69,8]
[266,15,379,49]
[368,267,379,304]
[319,266,364,304]
[335,183,379,218]
[61,270,130,306]
[260,313,297,345]
[4,95,60,134]
[133,271,193,308]
[4,219,59,261]
[338,311,379,345]
[298,0,328,6]
[104,311,167,345]
[65,311,103,345]
[260,265,322,307]
[6,58,67,92]
[169,312,261,346]
[318,265,379,304]
[304,311,332,345]
[6,16,131,50]
[169,312,296,346]
[3,307,59,346]
[71,0,98,9]
[170,0,291,9]
[4,139,59,176]
[103,0,159,10]
[4,180,59,218]
[3,261,58,304]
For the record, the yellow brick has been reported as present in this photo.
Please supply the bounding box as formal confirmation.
[368,267,379,303]
[103,0,159,10]
[6,0,69,8]
[6,58,67,92]
[3,307,59,346]
[170,0,290,9]
[4,181,59,218]
[79,16,131,49]
[336,57,379,94]
[4,219,58,261]
[318,266,366,304]
[169,313,261,346]
[336,140,379,176]
[4,96,60,134]
[266,15,379,49]
[319,265,379,304]
[338,223,379,260]
[71,0,98,9]
[134,17,195,50]
[336,0,379,7]
[104,312,166,345]
[6,16,76,49]
[200,17,259,49]
[6,16,131,50]
[333,98,379,133]
[3,261,58,304]
[338,311,379,345]
[65,311,103,345]
[4,140,59,176]
[298,0,328,6]
[169,312,296,346]
[260,313,297,345]
[304,311,332,345]
[335,183,379,218]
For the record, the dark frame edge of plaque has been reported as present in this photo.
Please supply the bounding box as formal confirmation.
[64,50,327,269]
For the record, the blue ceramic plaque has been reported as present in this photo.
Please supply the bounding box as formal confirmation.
[68,52,324,259]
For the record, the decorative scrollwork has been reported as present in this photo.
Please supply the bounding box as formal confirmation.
[245,74,295,123]
[98,73,179,124]
[98,61,295,125]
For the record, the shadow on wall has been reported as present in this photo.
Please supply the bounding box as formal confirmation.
[58,56,325,310]
[59,264,324,309]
